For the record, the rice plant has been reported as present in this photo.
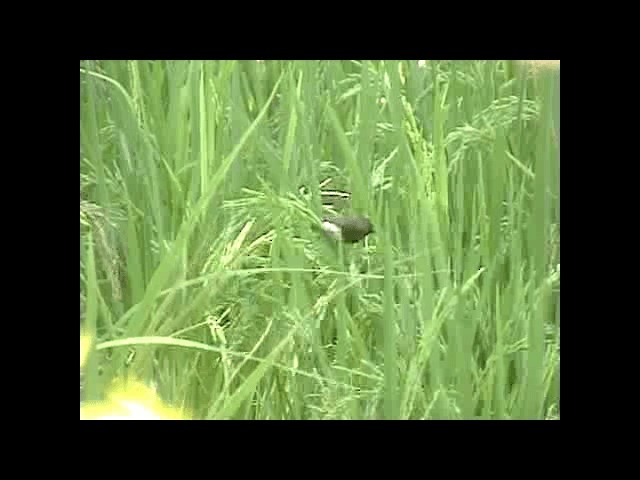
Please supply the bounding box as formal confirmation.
[80,60,559,419]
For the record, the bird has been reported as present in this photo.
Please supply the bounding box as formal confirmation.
[320,215,374,243]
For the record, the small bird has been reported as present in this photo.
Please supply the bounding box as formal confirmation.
[321,215,374,243]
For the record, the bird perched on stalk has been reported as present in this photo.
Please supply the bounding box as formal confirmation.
[321,215,374,243]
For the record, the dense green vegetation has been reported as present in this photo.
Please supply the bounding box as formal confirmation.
[80,60,560,419]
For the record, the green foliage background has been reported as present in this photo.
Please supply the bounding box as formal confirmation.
[80,60,560,419]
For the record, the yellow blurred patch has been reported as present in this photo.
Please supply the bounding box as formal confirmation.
[80,334,92,368]
[80,378,190,420]
[80,333,190,419]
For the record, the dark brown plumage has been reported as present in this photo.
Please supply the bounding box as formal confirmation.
[321,215,374,243]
